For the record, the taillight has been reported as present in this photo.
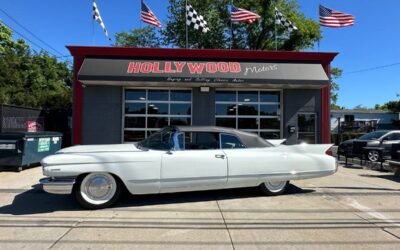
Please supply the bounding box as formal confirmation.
[325,147,333,156]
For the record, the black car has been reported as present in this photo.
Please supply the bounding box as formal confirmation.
[338,130,400,162]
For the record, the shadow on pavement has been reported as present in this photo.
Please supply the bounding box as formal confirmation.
[358,174,400,183]
[341,163,364,170]
[0,183,314,215]
[312,186,400,191]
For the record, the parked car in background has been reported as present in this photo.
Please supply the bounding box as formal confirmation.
[40,126,337,209]
[338,130,400,162]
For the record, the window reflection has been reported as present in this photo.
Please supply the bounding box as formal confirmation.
[216,104,236,116]
[125,90,146,101]
[238,91,258,102]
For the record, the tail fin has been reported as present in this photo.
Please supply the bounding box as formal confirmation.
[289,144,333,155]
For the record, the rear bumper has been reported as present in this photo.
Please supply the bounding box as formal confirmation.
[40,177,75,194]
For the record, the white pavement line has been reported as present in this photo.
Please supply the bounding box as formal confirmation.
[346,197,400,228]
[45,212,91,250]
[215,199,235,250]
[45,220,81,250]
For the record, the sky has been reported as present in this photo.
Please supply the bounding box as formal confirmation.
[0,0,399,109]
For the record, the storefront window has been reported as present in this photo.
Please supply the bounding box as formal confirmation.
[216,91,236,102]
[215,90,281,139]
[124,89,192,142]
[125,90,146,101]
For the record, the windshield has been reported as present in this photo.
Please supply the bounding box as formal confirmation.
[358,131,387,140]
[138,128,175,150]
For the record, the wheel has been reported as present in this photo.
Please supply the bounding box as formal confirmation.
[367,150,380,162]
[260,180,289,196]
[74,172,121,209]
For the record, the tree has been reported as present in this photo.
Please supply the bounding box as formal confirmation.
[353,104,370,111]
[114,26,162,47]
[163,0,321,50]
[0,21,72,109]
[330,67,342,109]
[375,98,400,113]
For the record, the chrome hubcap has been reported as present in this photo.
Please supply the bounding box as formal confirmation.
[368,151,379,162]
[80,173,117,204]
[264,181,287,192]
[86,175,112,199]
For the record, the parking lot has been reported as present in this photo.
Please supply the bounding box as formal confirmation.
[0,163,399,250]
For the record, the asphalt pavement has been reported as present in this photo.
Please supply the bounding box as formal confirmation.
[0,162,399,250]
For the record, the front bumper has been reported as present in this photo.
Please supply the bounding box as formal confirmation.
[40,177,76,194]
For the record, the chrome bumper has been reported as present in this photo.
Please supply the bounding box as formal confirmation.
[40,177,76,194]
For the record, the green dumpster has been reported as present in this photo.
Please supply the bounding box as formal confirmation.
[0,132,62,172]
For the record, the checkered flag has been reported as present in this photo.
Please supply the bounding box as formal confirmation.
[186,4,209,33]
[93,0,111,41]
[275,8,298,32]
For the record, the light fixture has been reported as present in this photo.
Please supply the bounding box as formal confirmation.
[200,86,210,92]
[139,97,145,100]
[244,98,250,102]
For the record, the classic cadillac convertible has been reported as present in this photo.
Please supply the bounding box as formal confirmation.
[40,126,337,209]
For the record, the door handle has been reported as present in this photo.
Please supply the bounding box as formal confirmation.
[215,154,225,159]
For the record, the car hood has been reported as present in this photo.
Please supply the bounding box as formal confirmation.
[56,143,141,154]
[341,139,356,145]
[41,143,156,168]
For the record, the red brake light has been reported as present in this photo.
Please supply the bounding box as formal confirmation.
[325,147,333,156]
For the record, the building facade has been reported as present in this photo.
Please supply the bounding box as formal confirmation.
[68,46,337,145]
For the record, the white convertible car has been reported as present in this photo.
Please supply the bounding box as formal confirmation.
[40,126,337,209]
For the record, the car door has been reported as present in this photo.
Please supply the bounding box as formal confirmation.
[160,132,228,192]
[381,132,400,155]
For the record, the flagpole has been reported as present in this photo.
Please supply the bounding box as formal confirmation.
[230,0,233,50]
[274,2,277,50]
[92,0,95,45]
[185,0,188,48]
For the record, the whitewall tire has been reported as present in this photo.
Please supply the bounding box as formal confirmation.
[74,172,121,209]
[260,180,289,196]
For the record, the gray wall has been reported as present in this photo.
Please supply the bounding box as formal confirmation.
[81,86,323,145]
[283,89,322,145]
[192,88,216,126]
[82,86,122,144]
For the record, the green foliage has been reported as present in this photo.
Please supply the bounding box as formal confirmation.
[0,21,72,109]
[375,94,400,112]
[114,26,162,47]
[163,0,321,50]
[353,104,371,110]
[330,67,342,108]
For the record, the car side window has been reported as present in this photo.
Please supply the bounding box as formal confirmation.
[386,133,400,141]
[220,133,246,149]
[185,132,220,150]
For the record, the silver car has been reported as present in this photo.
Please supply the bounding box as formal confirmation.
[339,130,400,162]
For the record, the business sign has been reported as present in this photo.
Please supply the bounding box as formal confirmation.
[78,58,329,85]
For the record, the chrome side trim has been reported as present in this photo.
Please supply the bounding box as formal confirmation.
[40,177,76,195]
[127,169,337,184]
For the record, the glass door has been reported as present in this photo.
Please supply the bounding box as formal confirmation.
[297,113,316,144]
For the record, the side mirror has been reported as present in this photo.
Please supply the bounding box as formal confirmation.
[381,137,388,142]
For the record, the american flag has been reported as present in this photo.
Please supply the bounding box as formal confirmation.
[141,0,162,28]
[231,5,260,23]
[319,5,355,28]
